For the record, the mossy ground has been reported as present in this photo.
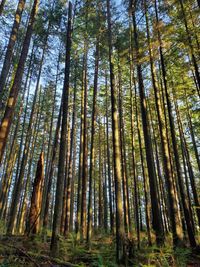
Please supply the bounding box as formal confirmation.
[0,233,199,266]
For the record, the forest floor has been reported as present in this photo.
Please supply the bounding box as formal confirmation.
[0,233,200,267]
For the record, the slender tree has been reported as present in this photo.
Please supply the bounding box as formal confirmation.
[0,0,26,103]
[50,1,72,255]
[106,0,125,261]
[0,0,39,164]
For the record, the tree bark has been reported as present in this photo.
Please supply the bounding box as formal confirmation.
[0,0,26,102]
[26,152,44,235]
[106,0,125,261]
[0,0,39,164]
[87,36,99,242]
[144,0,183,246]
[154,0,196,248]
[50,2,72,255]
[130,1,164,245]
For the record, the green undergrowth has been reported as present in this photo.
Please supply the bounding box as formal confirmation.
[0,233,199,266]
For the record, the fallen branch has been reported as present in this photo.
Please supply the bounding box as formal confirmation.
[4,243,40,267]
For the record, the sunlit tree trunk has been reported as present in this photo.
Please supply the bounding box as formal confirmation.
[26,151,44,235]
[154,0,196,248]
[105,73,114,233]
[107,0,125,261]
[64,57,78,236]
[87,36,99,242]
[144,0,183,246]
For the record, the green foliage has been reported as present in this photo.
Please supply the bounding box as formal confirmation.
[0,220,6,235]
[174,247,191,267]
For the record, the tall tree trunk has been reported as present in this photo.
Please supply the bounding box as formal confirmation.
[118,58,130,235]
[184,92,200,173]
[129,73,140,246]
[50,2,72,255]
[69,124,77,232]
[105,73,114,233]
[106,0,125,261]
[87,36,99,242]
[179,0,200,90]
[76,73,84,237]
[134,78,152,245]
[0,0,39,164]
[41,48,61,224]
[64,59,78,235]
[0,0,26,102]
[26,151,44,235]
[98,124,103,229]
[144,0,183,246]
[80,29,88,241]
[172,89,200,228]
[130,1,164,245]
[154,0,196,248]
[61,118,71,234]
[43,104,61,230]
[6,32,47,234]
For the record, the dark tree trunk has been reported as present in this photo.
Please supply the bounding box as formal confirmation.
[0,0,26,102]
[154,0,196,248]
[144,0,183,246]
[50,2,72,255]
[130,1,164,245]
[0,0,39,164]
[106,0,125,261]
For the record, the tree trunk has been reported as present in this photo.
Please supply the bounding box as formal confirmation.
[64,58,78,235]
[0,0,26,102]
[6,36,47,235]
[179,0,200,90]
[50,2,72,255]
[154,0,196,248]
[144,0,183,246]
[87,36,99,242]
[118,58,130,235]
[172,89,200,228]
[0,0,39,164]
[43,104,61,230]
[80,33,88,241]
[129,42,140,246]
[130,1,164,245]
[106,0,125,261]
[26,152,44,235]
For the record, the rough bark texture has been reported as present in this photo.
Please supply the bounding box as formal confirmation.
[27,152,44,235]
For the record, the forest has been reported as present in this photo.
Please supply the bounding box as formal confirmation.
[0,0,199,266]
